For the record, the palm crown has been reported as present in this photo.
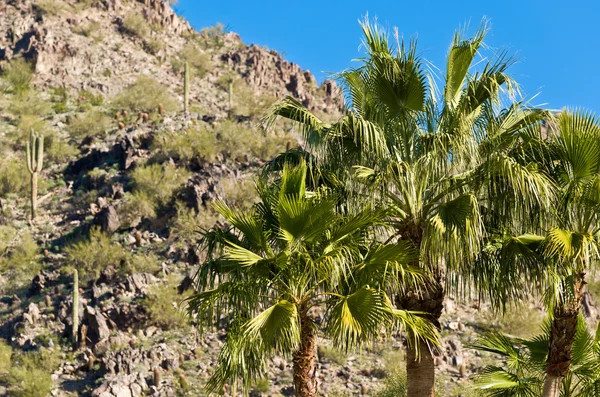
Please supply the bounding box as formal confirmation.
[262,19,552,396]
[187,161,437,395]
[474,315,600,397]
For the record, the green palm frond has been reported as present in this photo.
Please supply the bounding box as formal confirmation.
[327,287,392,349]
[244,300,301,353]
[444,20,488,109]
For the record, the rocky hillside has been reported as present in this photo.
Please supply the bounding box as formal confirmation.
[0,1,597,397]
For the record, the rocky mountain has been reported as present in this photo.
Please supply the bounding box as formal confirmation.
[0,1,596,397]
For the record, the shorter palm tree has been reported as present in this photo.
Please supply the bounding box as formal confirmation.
[187,161,437,396]
[472,315,600,396]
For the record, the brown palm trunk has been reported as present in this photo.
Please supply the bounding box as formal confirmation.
[397,275,444,397]
[292,307,317,397]
[542,272,585,397]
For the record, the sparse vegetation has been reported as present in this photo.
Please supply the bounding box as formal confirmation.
[1,57,33,95]
[65,227,127,281]
[113,75,177,113]
[33,0,68,17]
[121,13,150,38]
[73,21,102,40]
[67,109,112,139]
[144,276,190,329]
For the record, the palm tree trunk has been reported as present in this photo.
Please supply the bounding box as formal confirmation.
[292,307,317,397]
[406,339,436,397]
[542,375,562,397]
[397,275,444,397]
[542,272,585,397]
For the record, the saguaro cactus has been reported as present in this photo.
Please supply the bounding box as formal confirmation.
[72,269,79,348]
[183,61,190,114]
[26,129,44,220]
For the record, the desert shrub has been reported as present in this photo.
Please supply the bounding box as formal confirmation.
[72,21,101,39]
[119,191,157,224]
[50,86,69,113]
[121,13,149,38]
[216,74,276,118]
[65,227,127,281]
[219,175,258,209]
[7,92,52,117]
[173,43,212,78]
[144,276,190,329]
[1,58,33,95]
[144,37,165,55]
[0,339,11,375]
[33,0,68,17]
[113,75,177,113]
[67,109,111,139]
[126,252,161,274]
[46,136,78,163]
[318,346,346,365]
[152,126,219,163]
[78,90,104,107]
[374,370,407,397]
[7,366,52,397]
[130,162,190,209]
[153,122,291,164]
[0,231,40,294]
[168,202,219,248]
[0,159,29,197]
[477,303,544,338]
[217,120,291,160]
[198,23,226,49]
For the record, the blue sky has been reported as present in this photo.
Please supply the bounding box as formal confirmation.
[175,0,599,112]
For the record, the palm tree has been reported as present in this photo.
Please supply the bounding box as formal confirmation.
[473,315,600,396]
[473,110,600,397]
[263,19,551,396]
[187,161,437,396]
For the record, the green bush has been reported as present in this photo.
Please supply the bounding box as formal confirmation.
[144,276,190,329]
[119,191,158,224]
[152,122,292,164]
[7,366,52,397]
[144,37,166,55]
[152,126,220,163]
[173,43,213,78]
[7,92,52,118]
[121,13,149,38]
[33,0,68,17]
[0,339,11,375]
[72,21,102,39]
[126,252,161,274]
[0,231,40,296]
[113,75,177,113]
[65,227,127,281]
[374,370,407,397]
[168,202,219,248]
[0,158,29,197]
[130,162,190,209]
[67,109,112,139]
[219,175,258,209]
[1,58,33,95]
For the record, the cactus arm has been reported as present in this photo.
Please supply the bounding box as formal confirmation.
[72,269,79,348]
[36,135,44,173]
[26,140,33,174]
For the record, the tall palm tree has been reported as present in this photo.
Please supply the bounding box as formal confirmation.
[187,161,437,396]
[473,315,600,397]
[263,19,551,396]
[473,110,600,397]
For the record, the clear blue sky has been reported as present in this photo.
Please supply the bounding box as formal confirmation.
[174,0,599,112]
